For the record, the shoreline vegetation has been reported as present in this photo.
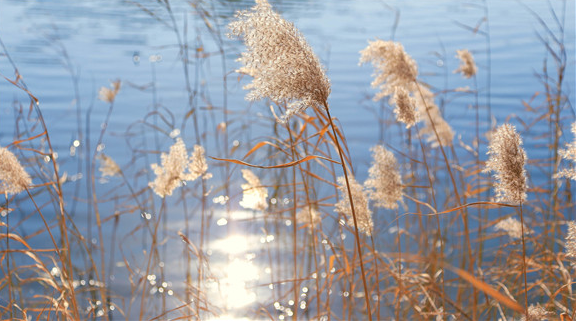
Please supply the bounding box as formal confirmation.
[0,0,574,320]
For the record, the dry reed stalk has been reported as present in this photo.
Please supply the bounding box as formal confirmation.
[0,38,81,319]
[484,123,529,315]
[229,1,373,317]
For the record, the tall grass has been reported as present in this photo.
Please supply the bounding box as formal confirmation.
[0,0,574,320]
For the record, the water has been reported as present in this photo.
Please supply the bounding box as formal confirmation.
[0,0,574,319]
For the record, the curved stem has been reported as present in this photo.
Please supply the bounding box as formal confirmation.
[322,101,372,321]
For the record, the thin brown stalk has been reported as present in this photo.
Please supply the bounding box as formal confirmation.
[323,101,372,320]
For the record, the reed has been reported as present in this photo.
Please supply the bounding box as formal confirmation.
[0,1,573,320]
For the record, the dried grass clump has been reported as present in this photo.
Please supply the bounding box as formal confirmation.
[555,122,576,181]
[454,49,477,79]
[240,169,268,211]
[98,154,120,177]
[566,221,576,267]
[484,124,527,204]
[415,86,455,147]
[0,147,32,195]
[494,217,532,239]
[364,145,403,209]
[98,80,121,103]
[359,39,418,101]
[391,86,417,128]
[149,138,210,197]
[227,0,330,123]
[335,176,373,236]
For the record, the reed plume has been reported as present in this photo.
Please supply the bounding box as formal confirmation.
[335,176,373,236]
[364,145,403,209]
[520,304,553,321]
[98,80,121,103]
[484,124,527,204]
[98,154,120,177]
[494,217,532,239]
[188,145,212,181]
[0,147,32,195]
[227,0,330,123]
[555,122,576,181]
[391,86,417,128]
[359,39,418,101]
[296,205,321,230]
[454,49,477,79]
[415,85,455,147]
[239,169,268,211]
[149,138,210,198]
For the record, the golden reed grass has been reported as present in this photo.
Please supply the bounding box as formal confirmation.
[1,1,574,320]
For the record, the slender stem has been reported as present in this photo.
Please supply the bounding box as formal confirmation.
[322,101,372,321]
[518,204,529,316]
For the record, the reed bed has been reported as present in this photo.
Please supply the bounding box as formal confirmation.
[0,0,574,320]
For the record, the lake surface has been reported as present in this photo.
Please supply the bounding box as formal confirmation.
[0,0,574,319]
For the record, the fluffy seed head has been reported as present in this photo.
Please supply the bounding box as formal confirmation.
[364,145,403,209]
[520,304,553,321]
[296,205,321,230]
[390,86,417,128]
[98,154,120,177]
[454,49,477,79]
[240,169,268,211]
[359,39,418,101]
[0,147,32,195]
[335,176,373,236]
[188,145,212,181]
[149,139,210,198]
[228,0,330,123]
[483,124,528,204]
[98,80,121,103]
[494,217,532,239]
[415,85,455,147]
[555,122,576,181]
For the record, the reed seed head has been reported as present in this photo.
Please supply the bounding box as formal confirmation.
[520,304,553,321]
[555,122,576,181]
[98,154,120,177]
[415,85,455,147]
[240,169,268,211]
[364,145,403,209]
[359,39,418,101]
[454,49,477,79]
[335,175,373,236]
[483,124,527,204]
[493,217,532,239]
[98,80,121,103]
[149,138,210,198]
[0,147,32,195]
[188,145,212,181]
[296,205,321,230]
[228,0,331,123]
[391,86,417,128]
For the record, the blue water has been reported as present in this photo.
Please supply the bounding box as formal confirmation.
[0,0,574,319]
